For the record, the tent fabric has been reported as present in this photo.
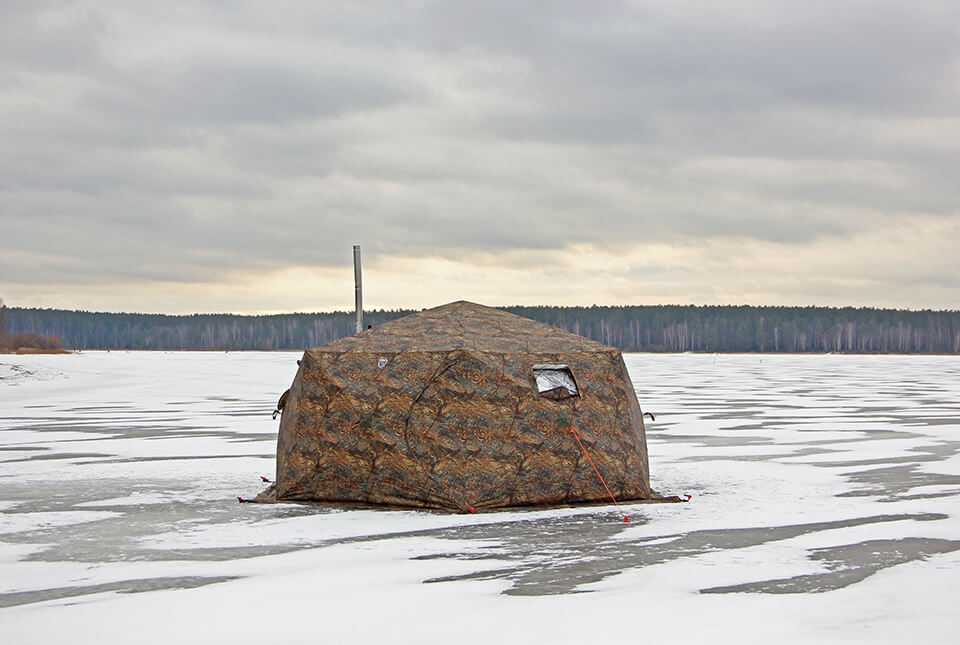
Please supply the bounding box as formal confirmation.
[256,301,652,511]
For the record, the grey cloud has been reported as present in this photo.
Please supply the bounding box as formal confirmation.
[429,1,960,114]
[0,1,107,74]
[1,1,959,306]
[84,62,414,127]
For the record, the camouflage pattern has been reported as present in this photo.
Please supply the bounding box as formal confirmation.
[257,301,651,511]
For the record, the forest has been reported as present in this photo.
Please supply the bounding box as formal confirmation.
[0,299,65,353]
[4,303,959,354]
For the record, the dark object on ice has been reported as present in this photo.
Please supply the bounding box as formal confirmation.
[255,301,656,512]
[644,411,655,421]
[272,389,290,420]
[260,476,272,483]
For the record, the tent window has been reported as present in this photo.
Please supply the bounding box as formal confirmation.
[533,364,579,401]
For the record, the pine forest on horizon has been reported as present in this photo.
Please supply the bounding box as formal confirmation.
[4,304,960,354]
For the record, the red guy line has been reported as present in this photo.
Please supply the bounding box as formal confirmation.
[568,426,629,522]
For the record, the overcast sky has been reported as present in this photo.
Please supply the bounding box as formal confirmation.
[2,1,958,314]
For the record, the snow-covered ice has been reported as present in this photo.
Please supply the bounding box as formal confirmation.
[1,351,958,644]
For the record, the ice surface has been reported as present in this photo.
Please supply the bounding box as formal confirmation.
[0,351,958,644]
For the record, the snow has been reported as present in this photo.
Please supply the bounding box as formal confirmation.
[0,351,958,644]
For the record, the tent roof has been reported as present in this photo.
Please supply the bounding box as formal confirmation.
[322,301,612,353]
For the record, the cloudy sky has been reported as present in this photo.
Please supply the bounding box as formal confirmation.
[2,1,958,314]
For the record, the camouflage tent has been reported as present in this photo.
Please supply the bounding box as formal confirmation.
[256,301,653,511]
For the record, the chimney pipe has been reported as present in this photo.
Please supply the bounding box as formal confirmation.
[353,245,363,333]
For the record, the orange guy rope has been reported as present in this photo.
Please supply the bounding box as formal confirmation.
[568,426,629,522]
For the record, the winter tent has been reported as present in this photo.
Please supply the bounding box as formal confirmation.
[256,301,653,511]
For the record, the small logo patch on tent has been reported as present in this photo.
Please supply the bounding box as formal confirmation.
[377,358,388,368]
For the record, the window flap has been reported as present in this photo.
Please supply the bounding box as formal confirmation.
[533,364,579,400]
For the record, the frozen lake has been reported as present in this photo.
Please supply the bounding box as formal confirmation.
[1,351,958,643]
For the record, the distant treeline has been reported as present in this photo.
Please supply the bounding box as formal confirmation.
[5,304,960,353]
[0,301,64,352]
